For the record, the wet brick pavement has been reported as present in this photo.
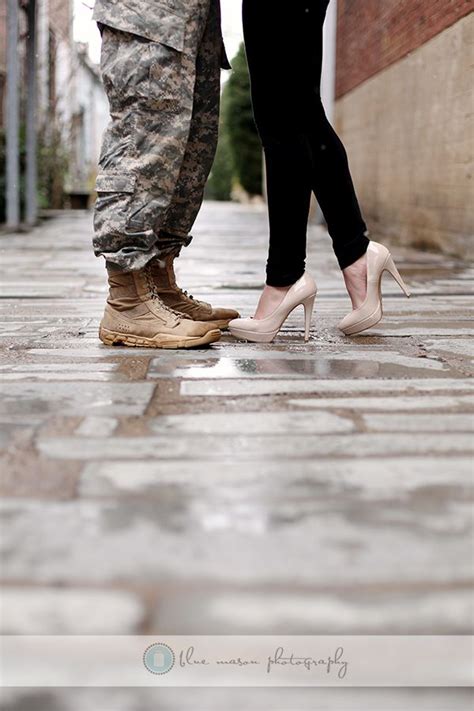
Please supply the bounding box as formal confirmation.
[1,203,473,710]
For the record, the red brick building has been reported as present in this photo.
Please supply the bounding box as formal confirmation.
[334,0,473,257]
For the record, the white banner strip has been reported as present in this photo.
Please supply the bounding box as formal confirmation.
[1,636,473,687]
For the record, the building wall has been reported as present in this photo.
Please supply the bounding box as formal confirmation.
[0,1,6,75]
[0,0,6,122]
[335,2,473,257]
[336,0,473,99]
[68,46,109,194]
[0,0,107,208]
[0,0,70,128]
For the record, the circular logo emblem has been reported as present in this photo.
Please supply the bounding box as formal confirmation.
[143,643,175,675]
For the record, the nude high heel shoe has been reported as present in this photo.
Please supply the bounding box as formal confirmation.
[338,241,411,336]
[228,272,317,343]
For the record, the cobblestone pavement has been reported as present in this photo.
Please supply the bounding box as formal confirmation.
[1,203,473,710]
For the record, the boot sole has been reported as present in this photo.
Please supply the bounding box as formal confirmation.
[99,327,221,349]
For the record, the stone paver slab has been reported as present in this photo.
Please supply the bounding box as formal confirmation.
[363,413,474,432]
[0,382,155,416]
[37,432,474,460]
[78,457,473,498]
[180,378,474,397]
[0,498,471,586]
[148,411,355,435]
[289,395,474,411]
[153,587,474,635]
[0,587,143,634]
[1,688,472,711]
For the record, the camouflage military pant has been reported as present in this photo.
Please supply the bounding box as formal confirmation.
[93,0,228,271]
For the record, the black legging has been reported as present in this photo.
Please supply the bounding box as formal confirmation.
[242,0,369,286]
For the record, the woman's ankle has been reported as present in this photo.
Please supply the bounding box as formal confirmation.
[254,284,292,319]
[342,254,368,309]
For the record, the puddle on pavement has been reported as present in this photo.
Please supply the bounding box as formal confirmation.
[149,356,455,380]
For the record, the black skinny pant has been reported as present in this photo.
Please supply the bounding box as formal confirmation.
[242,0,369,286]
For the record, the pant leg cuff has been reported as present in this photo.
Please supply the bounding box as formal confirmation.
[159,230,193,256]
[266,267,306,287]
[337,232,370,270]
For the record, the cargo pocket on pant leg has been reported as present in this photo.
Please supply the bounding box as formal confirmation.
[94,173,137,252]
[94,173,160,269]
[100,18,186,111]
[95,174,137,228]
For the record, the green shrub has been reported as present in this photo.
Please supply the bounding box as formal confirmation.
[0,123,69,223]
[205,110,233,201]
[37,125,69,210]
[206,43,263,201]
[225,43,262,197]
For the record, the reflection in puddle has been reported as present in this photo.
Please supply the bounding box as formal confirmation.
[160,356,448,379]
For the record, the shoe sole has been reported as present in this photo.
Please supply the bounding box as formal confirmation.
[99,327,221,349]
[228,327,277,343]
[339,304,383,336]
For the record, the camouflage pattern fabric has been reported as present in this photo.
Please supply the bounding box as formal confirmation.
[93,0,229,271]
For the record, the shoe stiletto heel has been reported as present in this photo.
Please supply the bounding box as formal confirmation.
[385,255,411,297]
[303,294,316,342]
[338,241,411,336]
[228,273,317,344]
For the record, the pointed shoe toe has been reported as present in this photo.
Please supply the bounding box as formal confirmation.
[337,302,383,336]
[228,273,318,343]
[228,317,276,343]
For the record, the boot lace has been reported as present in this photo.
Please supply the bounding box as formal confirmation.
[144,267,187,319]
[178,288,209,309]
[148,260,210,311]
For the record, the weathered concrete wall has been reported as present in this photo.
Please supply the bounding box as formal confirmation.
[335,14,473,257]
[0,1,6,76]
[0,0,6,123]
[336,0,473,99]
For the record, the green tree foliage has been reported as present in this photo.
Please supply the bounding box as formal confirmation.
[205,107,233,201]
[206,43,263,200]
[37,126,69,210]
[225,43,262,197]
[0,124,69,223]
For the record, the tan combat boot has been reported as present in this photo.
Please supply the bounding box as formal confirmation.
[99,265,221,349]
[149,254,240,330]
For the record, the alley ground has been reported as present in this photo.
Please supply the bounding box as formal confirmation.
[0,202,473,710]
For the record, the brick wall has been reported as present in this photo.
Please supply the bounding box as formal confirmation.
[0,0,6,76]
[334,13,473,257]
[336,0,474,98]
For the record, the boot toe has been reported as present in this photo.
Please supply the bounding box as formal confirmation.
[211,307,240,321]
